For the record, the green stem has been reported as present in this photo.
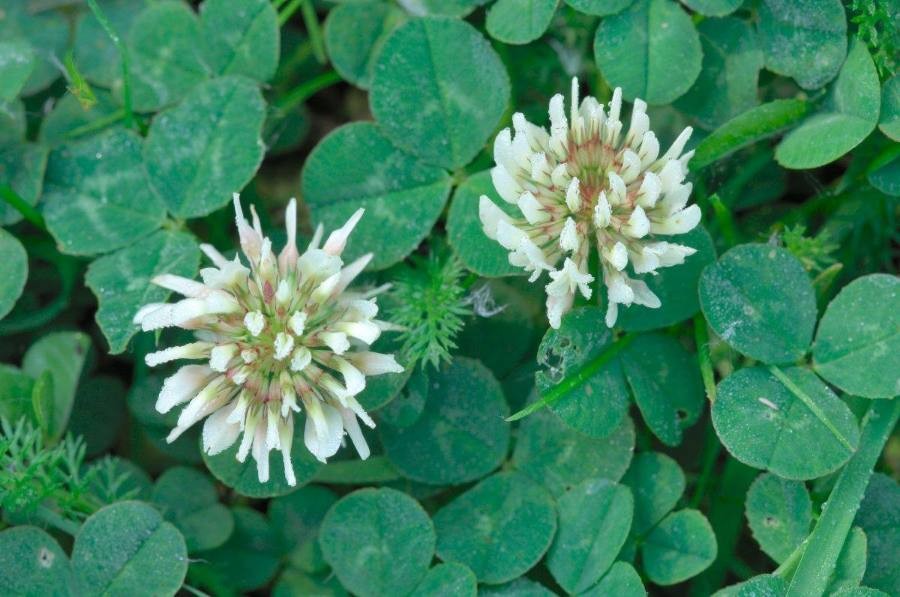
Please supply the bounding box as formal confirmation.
[277,0,303,25]
[34,505,80,536]
[506,333,637,422]
[86,0,134,130]
[690,418,723,508]
[694,314,716,403]
[0,185,46,230]
[710,194,739,247]
[769,366,856,453]
[64,108,126,140]
[273,70,341,114]
[786,398,900,597]
[300,0,327,63]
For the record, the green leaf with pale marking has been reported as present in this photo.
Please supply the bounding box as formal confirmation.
[776,41,881,169]
[699,244,816,364]
[23,332,91,442]
[486,0,560,45]
[43,128,166,256]
[320,488,435,597]
[594,0,702,104]
[757,0,847,90]
[855,473,900,595]
[712,366,860,480]
[74,0,148,89]
[0,141,48,225]
[324,1,406,89]
[0,6,68,96]
[0,229,27,320]
[434,472,557,584]
[622,451,685,536]
[879,75,900,141]
[641,509,717,585]
[398,0,490,17]
[674,18,764,129]
[151,467,234,552]
[411,563,477,597]
[580,562,645,596]
[813,274,899,399]
[0,99,25,145]
[0,38,34,101]
[621,333,704,445]
[512,410,635,497]
[564,0,633,16]
[117,1,209,112]
[72,501,188,595]
[380,357,509,485]
[0,527,74,595]
[679,0,741,16]
[745,472,812,563]
[370,17,510,169]
[301,122,451,270]
[86,230,201,354]
[144,76,266,219]
[547,479,633,593]
[200,0,279,82]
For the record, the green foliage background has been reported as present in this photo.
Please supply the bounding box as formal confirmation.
[0,0,898,595]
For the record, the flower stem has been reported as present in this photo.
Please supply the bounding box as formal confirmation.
[34,505,80,536]
[506,332,637,422]
[86,0,134,130]
[785,398,900,596]
[694,314,716,403]
[273,70,341,114]
[0,185,46,230]
[64,108,126,141]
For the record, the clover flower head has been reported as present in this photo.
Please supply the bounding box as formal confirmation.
[479,77,701,328]
[134,195,403,485]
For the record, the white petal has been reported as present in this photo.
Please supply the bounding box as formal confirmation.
[252,420,271,483]
[624,205,650,238]
[340,409,370,460]
[209,344,238,373]
[278,416,296,486]
[278,198,299,272]
[546,292,574,329]
[133,303,166,325]
[202,404,241,455]
[274,332,295,361]
[637,172,661,208]
[244,311,265,336]
[291,346,312,371]
[320,331,350,354]
[140,298,207,331]
[233,194,262,262]
[323,208,364,256]
[479,196,512,240]
[490,165,521,204]
[650,204,701,235]
[517,191,548,225]
[604,241,628,271]
[289,311,308,336]
[565,177,581,212]
[146,342,212,367]
[348,352,404,376]
[335,253,372,295]
[157,365,213,414]
[304,402,344,463]
[336,321,381,345]
[593,193,612,228]
[560,217,580,253]
[152,274,208,298]
[496,220,529,251]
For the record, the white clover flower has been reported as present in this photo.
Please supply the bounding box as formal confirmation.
[479,77,701,328]
[134,195,403,485]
